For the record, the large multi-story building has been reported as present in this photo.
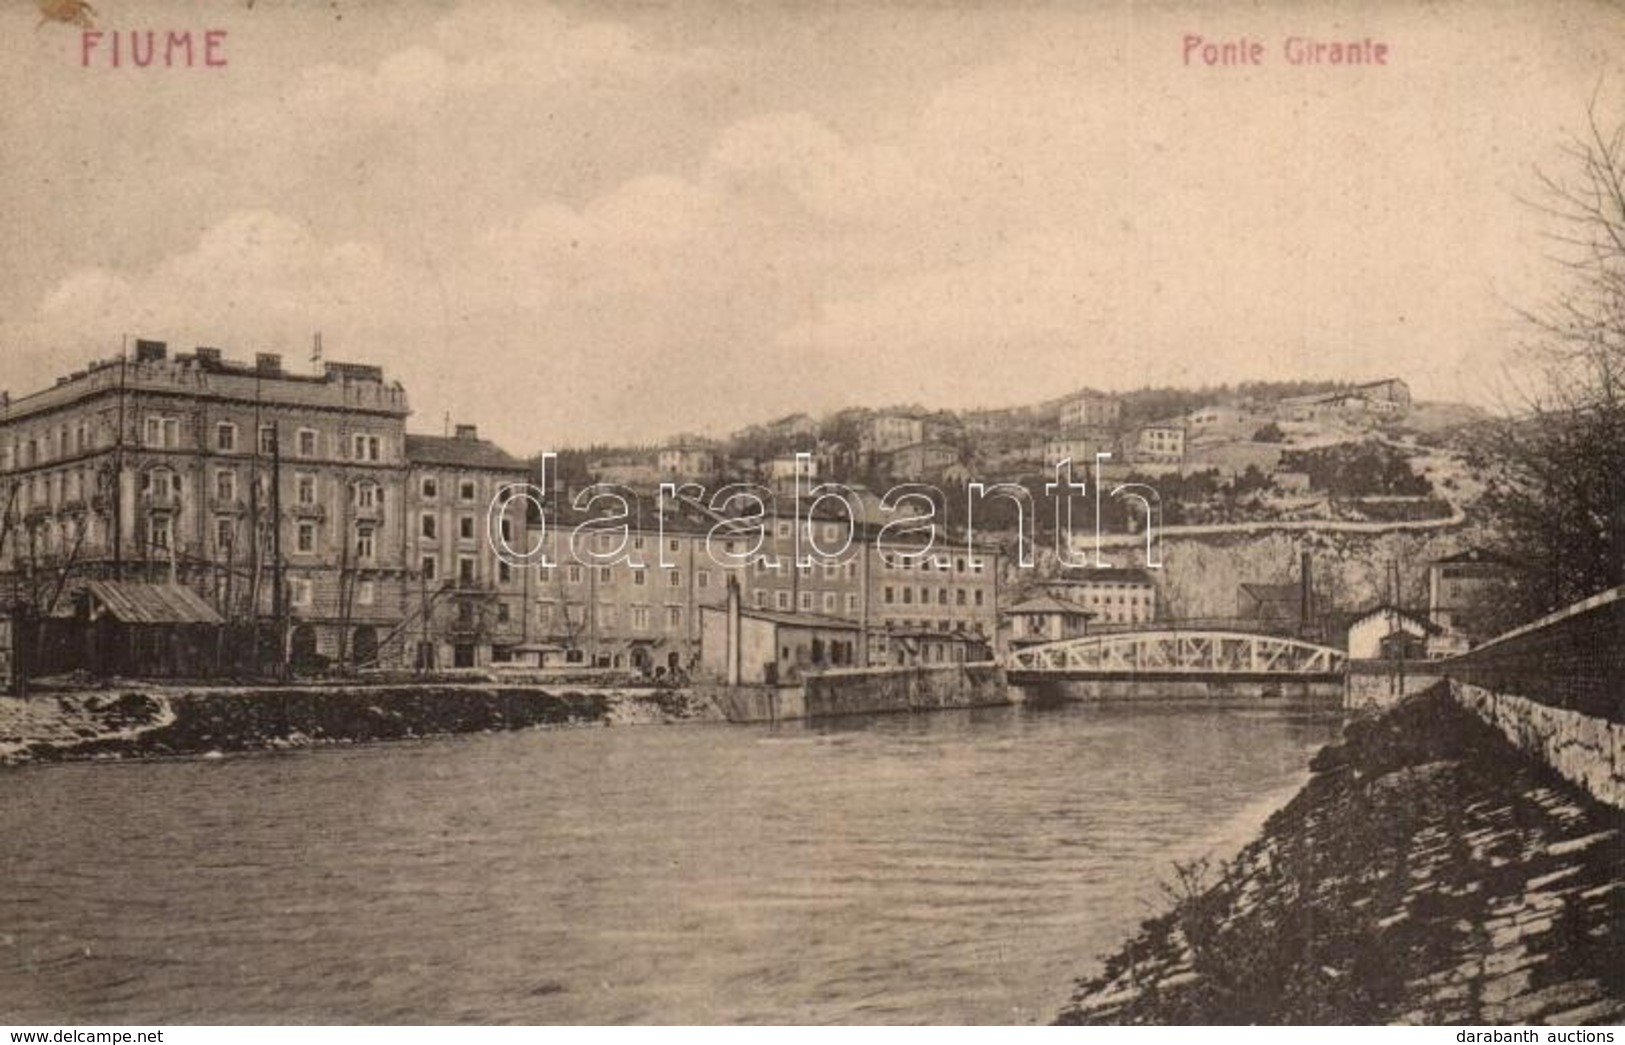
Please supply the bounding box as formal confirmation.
[404,425,531,669]
[0,341,530,672]
[525,500,1001,673]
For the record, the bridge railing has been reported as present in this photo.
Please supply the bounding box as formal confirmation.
[1436,587,1624,722]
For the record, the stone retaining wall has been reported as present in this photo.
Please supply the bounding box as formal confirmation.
[1449,680,1625,810]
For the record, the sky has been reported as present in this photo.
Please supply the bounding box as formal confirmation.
[2,0,1623,452]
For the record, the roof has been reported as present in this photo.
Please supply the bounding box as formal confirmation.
[1239,582,1305,607]
[81,581,225,625]
[406,433,528,472]
[885,626,979,641]
[886,440,959,456]
[1007,594,1094,616]
[1055,566,1156,586]
[1431,546,1516,567]
[1349,603,1443,635]
[699,605,861,631]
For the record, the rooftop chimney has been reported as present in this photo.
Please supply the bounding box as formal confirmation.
[133,339,167,363]
[255,352,283,374]
[454,424,478,441]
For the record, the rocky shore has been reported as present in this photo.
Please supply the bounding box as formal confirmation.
[0,682,721,765]
[1057,685,1625,1026]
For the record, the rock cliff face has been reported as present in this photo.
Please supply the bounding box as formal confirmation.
[1152,529,1481,620]
[1057,687,1625,1026]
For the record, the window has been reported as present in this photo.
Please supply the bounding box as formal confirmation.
[357,580,375,606]
[776,590,791,610]
[144,416,179,448]
[697,571,711,589]
[297,520,316,553]
[287,474,313,506]
[421,476,437,499]
[498,560,512,583]
[150,514,173,549]
[421,513,437,540]
[956,589,967,606]
[598,566,613,584]
[667,569,681,588]
[974,590,985,607]
[147,469,174,499]
[215,422,237,452]
[259,424,277,455]
[823,564,838,580]
[297,428,317,457]
[500,517,513,542]
[799,591,814,611]
[632,568,646,587]
[459,480,476,502]
[665,606,681,628]
[458,557,476,584]
[215,469,236,502]
[215,516,234,551]
[755,590,769,608]
[355,481,379,509]
[355,524,376,562]
[631,606,651,630]
[497,603,510,624]
[352,434,381,461]
[776,520,791,538]
[459,516,475,541]
[822,592,836,613]
[884,586,894,605]
[846,594,858,613]
[291,578,313,608]
[567,565,584,585]
[668,538,680,553]
[421,555,437,581]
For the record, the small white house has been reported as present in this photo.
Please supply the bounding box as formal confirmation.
[1346,605,1435,660]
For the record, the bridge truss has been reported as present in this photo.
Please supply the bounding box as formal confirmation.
[1006,630,1347,678]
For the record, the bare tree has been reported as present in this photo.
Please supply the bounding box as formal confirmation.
[1485,101,1625,617]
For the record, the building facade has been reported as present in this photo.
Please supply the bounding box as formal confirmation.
[0,341,530,674]
[1047,567,1157,626]
[524,503,1001,674]
[404,426,531,669]
[1057,391,1122,430]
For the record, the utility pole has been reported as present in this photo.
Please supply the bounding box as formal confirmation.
[113,337,127,581]
[270,424,286,680]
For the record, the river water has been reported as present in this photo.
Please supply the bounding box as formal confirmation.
[0,701,1340,1025]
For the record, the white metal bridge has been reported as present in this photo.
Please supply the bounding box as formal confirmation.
[1005,630,1347,680]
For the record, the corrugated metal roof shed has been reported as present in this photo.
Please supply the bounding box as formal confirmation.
[82,581,225,625]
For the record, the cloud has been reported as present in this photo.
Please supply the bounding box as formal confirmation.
[18,211,428,367]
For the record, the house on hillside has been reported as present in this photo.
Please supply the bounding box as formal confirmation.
[1057,391,1122,429]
